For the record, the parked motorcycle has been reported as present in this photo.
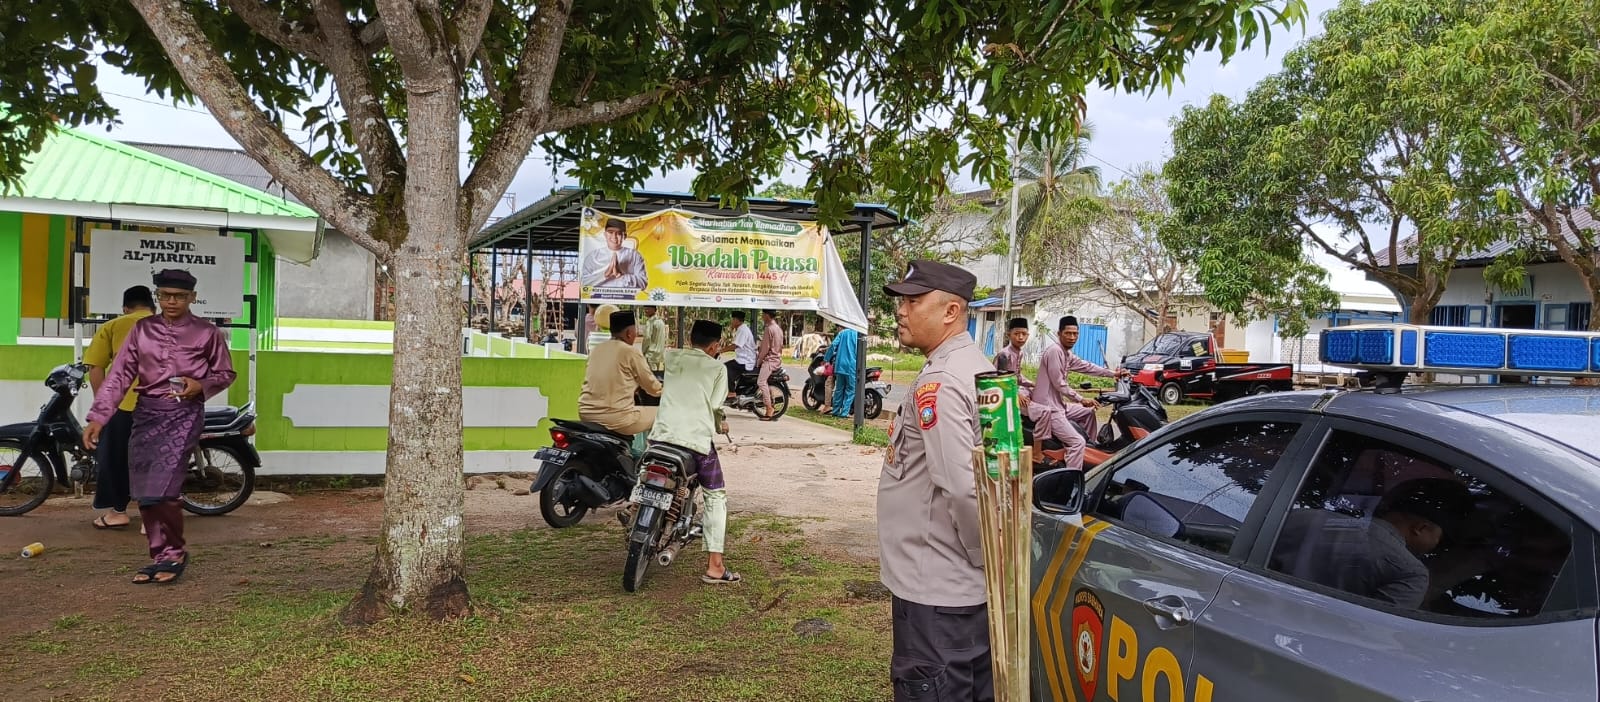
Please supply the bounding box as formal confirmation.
[531,418,641,528]
[1024,378,1168,474]
[725,364,792,419]
[0,362,260,517]
[621,443,704,593]
[799,351,888,419]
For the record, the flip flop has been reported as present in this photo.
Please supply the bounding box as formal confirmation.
[701,571,742,585]
[131,564,160,584]
[93,515,130,530]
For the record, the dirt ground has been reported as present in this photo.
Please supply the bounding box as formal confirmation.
[0,415,887,639]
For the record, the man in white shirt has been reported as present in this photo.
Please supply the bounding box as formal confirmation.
[725,310,757,398]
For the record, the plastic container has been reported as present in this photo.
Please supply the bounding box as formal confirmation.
[1220,349,1250,363]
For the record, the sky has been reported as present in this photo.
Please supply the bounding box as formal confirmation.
[85,0,1383,296]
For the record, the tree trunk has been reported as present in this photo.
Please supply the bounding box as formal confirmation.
[344,85,470,624]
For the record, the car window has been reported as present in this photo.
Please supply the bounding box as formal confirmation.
[1267,430,1576,620]
[1095,421,1300,556]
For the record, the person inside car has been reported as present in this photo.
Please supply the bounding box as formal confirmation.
[1271,477,1473,608]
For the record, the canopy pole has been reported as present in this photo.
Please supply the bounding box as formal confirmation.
[489,248,498,339]
[525,240,535,342]
[853,220,872,431]
[1002,129,1021,315]
[466,254,475,336]
[676,306,685,348]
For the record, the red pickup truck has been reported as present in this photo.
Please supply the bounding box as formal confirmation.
[1119,331,1294,405]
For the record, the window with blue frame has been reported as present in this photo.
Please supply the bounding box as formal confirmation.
[1542,303,1592,331]
[1431,305,1469,327]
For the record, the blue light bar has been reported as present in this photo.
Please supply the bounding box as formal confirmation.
[1319,324,1600,377]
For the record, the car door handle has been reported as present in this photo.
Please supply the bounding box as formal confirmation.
[1142,595,1191,625]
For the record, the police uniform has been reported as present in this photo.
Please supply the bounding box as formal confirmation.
[877,260,997,702]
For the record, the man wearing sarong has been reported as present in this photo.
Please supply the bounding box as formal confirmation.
[85,269,236,585]
[993,317,1084,469]
[1038,315,1127,444]
[755,310,785,420]
[84,285,156,531]
[649,320,740,584]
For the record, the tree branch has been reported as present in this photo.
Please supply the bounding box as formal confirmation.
[129,0,385,257]
[452,0,496,65]
[223,0,322,57]
[357,19,387,50]
[544,82,703,133]
[457,0,575,233]
[309,0,404,195]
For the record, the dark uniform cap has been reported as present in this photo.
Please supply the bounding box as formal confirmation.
[610,310,636,332]
[1059,315,1079,331]
[153,269,197,291]
[1008,317,1029,331]
[883,259,976,301]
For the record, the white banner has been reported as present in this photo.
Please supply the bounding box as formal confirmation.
[87,229,247,318]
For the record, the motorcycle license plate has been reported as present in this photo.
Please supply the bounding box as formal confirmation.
[630,484,673,510]
[535,448,570,467]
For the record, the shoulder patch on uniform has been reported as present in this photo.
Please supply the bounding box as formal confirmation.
[914,381,941,429]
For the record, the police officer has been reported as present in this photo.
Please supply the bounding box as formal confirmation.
[877,260,996,702]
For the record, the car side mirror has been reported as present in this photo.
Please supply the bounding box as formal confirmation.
[1033,468,1086,515]
[1122,492,1181,539]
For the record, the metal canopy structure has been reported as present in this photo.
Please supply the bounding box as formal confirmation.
[468,186,908,429]
[469,186,906,254]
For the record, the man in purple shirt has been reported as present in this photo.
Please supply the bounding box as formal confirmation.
[994,317,1085,469]
[755,310,785,420]
[1035,315,1127,452]
[85,269,236,584]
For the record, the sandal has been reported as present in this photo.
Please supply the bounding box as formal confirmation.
[93,515,130,530]
[151,557,187,585]
[131,564,160,585]
[702,570,742,585]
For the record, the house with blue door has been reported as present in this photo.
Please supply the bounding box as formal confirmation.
[1369,209,1598,333]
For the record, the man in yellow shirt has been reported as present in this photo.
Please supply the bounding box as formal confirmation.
[579,309,663,435]
[83,285,155,530]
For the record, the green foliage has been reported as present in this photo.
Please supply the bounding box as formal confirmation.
[0,0,1307,225]
[1165,0,1521,330]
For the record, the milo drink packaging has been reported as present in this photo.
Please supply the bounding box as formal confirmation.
[975,371,1022,479]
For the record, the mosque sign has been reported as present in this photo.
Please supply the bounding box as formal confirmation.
[86,229,247,318]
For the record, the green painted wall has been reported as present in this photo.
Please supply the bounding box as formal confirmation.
[0,212,20,344]
[0,345,583,453]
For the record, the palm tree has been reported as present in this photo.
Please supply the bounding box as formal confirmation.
[995,122,1103,271]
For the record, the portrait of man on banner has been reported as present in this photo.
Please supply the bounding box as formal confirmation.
[580,213,649,296]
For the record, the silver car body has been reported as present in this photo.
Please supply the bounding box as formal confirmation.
[1033,385,1600,701]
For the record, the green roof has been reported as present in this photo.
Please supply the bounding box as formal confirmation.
[11,125,317,219]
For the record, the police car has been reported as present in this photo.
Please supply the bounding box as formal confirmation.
[1030,324,1600,701]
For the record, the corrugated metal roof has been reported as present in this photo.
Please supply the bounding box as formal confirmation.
[970,285,1073,309]
[13,127,315,219]
[1372,209,1597,267]
[125,142,304,206]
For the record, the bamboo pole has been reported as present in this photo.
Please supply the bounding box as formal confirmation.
[972,446,1032,701]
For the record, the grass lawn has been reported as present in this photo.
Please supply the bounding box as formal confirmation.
[8,517,893,702]
[789,407,890,447]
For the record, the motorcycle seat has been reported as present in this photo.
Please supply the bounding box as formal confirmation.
[641,443,699,473]
[204,406,240,423]
[552,418,634,440]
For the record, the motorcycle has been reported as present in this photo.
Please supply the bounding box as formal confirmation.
[725,362,792,419]
[1023,378,1168,474]
[531,418,641,528]
[621,442,704,593]
[0,362,260,517]
[799,351,888,419]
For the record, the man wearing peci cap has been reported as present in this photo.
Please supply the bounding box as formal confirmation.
[84,269,236,584]
[648,319,741,584]
[1036,315,1127,448]
[993,316,1085,470]
[579,309,664,436]
[877,260,997,702]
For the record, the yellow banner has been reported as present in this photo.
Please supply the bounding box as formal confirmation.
[579,207,825,308]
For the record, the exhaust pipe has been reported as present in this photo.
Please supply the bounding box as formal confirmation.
[657,545,678,567]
